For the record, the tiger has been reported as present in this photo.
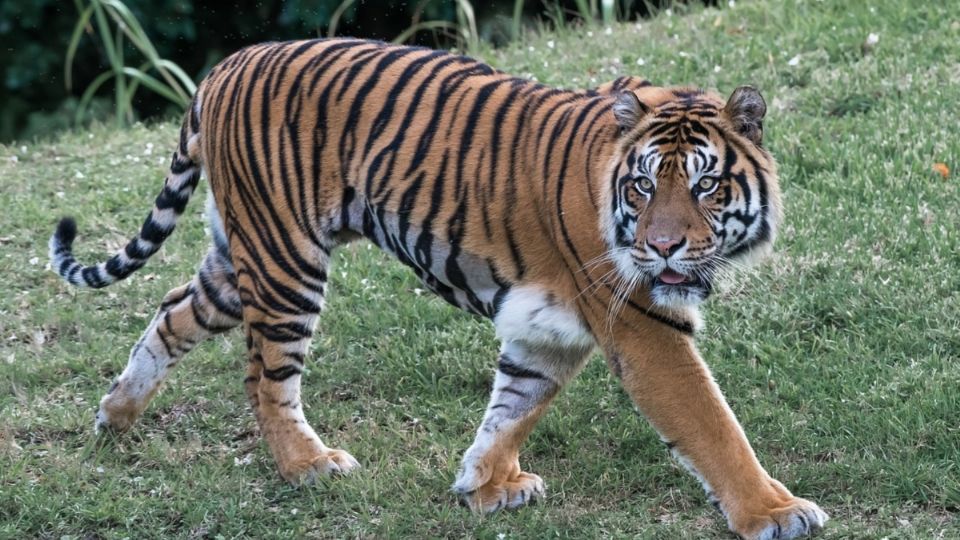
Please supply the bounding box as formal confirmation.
[48,38,827,539]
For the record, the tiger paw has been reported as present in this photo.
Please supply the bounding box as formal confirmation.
[94,389,145,434]
[731,497,829,540]
[280,448,361,485]
[453,471,546,513]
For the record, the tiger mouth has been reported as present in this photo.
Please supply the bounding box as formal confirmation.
[653,268,707,288]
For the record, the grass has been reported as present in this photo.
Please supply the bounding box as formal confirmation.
[1,0,959,537]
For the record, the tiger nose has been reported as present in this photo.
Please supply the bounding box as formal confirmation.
[646,236,686,258]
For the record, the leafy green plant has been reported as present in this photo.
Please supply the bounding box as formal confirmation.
[326,0,356,37]
[566,0,643,26]
[393,0,479,52]
[65,0,196,128]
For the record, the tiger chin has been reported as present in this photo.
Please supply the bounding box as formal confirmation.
[47,39,826,539]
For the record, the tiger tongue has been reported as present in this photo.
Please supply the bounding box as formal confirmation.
[658,269,688,285]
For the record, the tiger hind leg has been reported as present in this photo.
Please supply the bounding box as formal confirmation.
[453,341,592,512]
[95,245,241,432]
[234,237,359,484]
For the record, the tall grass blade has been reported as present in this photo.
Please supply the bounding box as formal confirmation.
[75,70,116,125]
[601,0,616,25]
[120,67,188,105]
[511,0,525,40]
[65,3,95,91]
[454,0,479,52]
[328,0,357,38]
[393,20,459,45]
[572,0,594,23]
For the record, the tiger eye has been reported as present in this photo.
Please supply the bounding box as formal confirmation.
[698,176,718,191]
[637,178,654,192]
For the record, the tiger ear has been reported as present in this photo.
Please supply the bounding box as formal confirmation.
[723,85,766,145]
[612,91,648,132]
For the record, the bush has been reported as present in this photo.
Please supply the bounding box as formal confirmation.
[1,0,708,142]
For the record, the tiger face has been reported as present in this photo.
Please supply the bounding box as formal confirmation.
[603,86,782,307]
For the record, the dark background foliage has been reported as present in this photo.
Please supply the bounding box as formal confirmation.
[0,0,711,142]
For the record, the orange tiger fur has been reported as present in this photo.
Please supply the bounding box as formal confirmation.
[49,39,826,539]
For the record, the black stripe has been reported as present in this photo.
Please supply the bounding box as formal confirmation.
[249,321,313,343]
[262,364,303,382]
[498,386,529,399]
[497,355,547,380]
[197,267,242,319]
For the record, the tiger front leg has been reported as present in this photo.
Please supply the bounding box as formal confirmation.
[453,341,591,512]
[603,324,828,540]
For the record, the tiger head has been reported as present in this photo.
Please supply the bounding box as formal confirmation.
[602,86,782,307]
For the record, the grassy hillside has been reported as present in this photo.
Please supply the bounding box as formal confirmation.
[1,0,958,537]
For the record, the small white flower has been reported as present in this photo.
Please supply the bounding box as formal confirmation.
[19,145,27,153]
[636,57,646,66]
[96,466,105,474]
[787,54,801,66]
[7,155,17,163]
[678,51,689,58]
[728,0,736,7]
[75,171,84,179]
[291,508,299,515]
[497,534,506,540]
[587,31,594,37]
[604,27,612,35]
[865,33,879,46]
[546,40,555,49]
[543,61,549,68]
[528,45,535,52]
[634,22,642,31]
[29,257,39,266]
[714,65,722,73]
[665,8,673,16]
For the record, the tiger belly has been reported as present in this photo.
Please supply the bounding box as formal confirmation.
[347,203,505,317]
[347,200,595,352]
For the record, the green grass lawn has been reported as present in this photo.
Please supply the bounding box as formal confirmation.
[1,0,958,537]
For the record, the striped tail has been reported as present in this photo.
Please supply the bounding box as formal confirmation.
[49,109,202,288]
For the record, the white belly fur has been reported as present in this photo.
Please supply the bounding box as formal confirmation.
[493,286,595,350]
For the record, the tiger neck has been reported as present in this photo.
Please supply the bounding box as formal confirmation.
[518,89,619,281]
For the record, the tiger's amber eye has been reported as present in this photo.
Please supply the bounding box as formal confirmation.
[698,176,718,191]
[637,177,654,192]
